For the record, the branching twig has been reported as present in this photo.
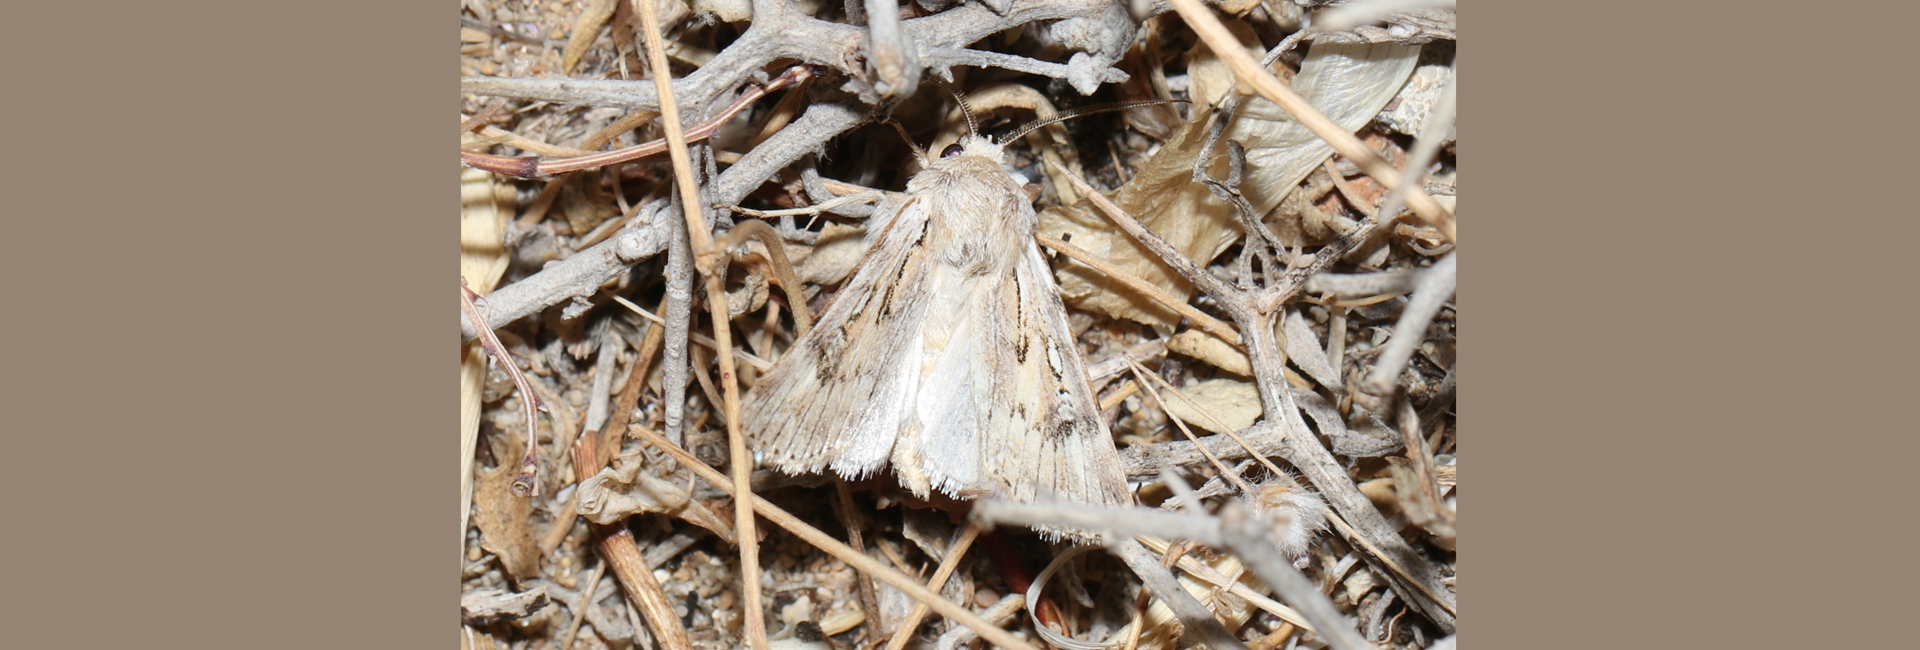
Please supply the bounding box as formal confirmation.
[462,66,817,179]
[458,204,671,341]
[1050,161,1456,632]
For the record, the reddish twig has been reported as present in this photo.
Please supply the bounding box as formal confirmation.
[460,278,541,497]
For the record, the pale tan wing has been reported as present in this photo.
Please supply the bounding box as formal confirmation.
[975,239,1132,535]
[742,197,937,480]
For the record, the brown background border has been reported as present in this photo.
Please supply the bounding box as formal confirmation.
[8,0,1913,648]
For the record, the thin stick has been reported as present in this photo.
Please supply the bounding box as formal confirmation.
[632,3,767,647]
[604,300,668,466]
[559,559,609,650]
[832,481,882,639]
[883,524,983,650]
[1165,0,1454,242]
[610,295,774,370]
[460,280,541,497]
[627,425,1044,650]
[1034,233,1241,346]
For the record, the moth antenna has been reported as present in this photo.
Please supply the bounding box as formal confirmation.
[932,78,978,138]
[1002,99,1190,145]
[887,120,929,166]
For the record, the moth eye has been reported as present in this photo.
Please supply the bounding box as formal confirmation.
[941,143,964,158]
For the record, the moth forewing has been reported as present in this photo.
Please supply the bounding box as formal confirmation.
[742,135,1131,541]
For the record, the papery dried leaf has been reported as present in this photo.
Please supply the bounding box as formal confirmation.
[476,461,540,582]
[1043,119,1234,331]
[1281,308,1341,388]
[1187,16,1264,109]
[1042,40,1420,331]
[1232,39,1422,218]
[1167,330,1252,376]
[1161,378,1262,435]
[576,454,737,543]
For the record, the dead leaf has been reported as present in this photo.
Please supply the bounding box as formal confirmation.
[1160,378,1262,434]
[1282,308,1341,388]
[476,456,540,582]
[1168,329,1252,376]
[1041,39,1420,331]
[794,222,869,288]
[575,453,737,544]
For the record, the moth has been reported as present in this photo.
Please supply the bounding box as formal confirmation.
[742,106,1153,540]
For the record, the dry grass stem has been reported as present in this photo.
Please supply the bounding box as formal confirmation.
[630,1,768,646]
[717,219,814,336]
[570,429,693,650]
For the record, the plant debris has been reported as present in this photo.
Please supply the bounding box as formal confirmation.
[460,1,1457,649]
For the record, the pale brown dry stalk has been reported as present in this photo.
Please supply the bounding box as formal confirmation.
[882,524,981,650]
[627,424,1044,650]
[603,300,667,468]
[1166,0,1454,242]
[1049,160,1457,631]
[558,558,608,650]
[831,481,883,639]
[633,1,769,647]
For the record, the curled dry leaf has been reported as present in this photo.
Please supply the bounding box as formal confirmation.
[575,454,737,544]
[1042,38,1421,331]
